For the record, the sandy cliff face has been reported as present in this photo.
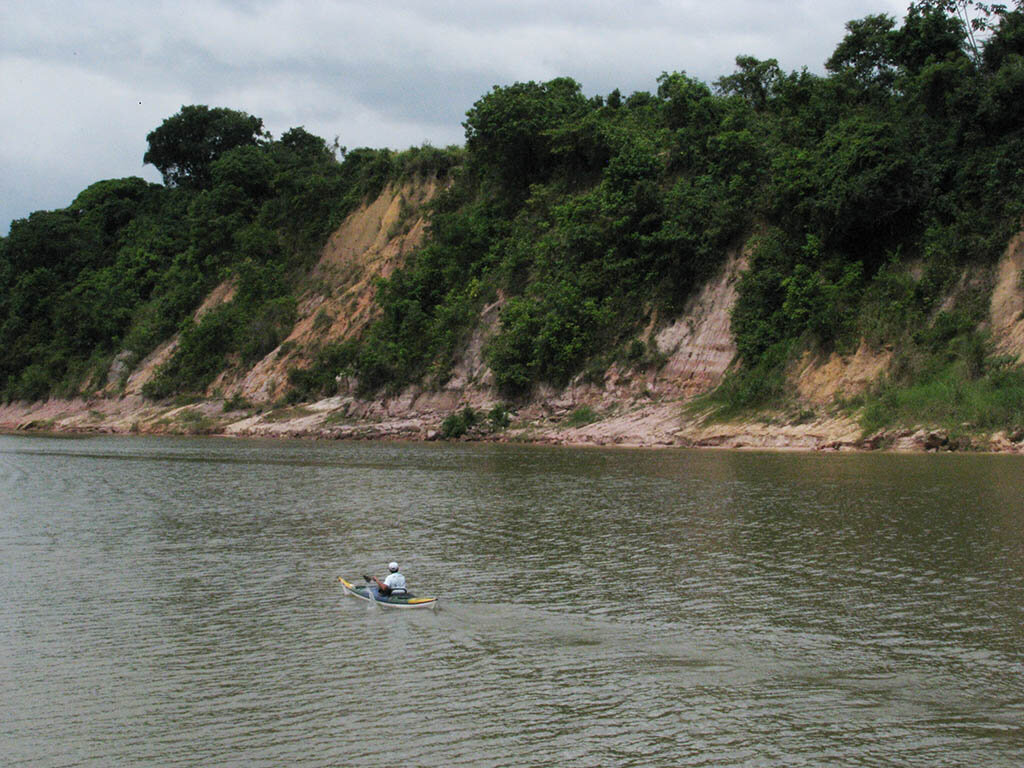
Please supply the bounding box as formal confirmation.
[794,344,892,406]
[227,179,439,403]
[105,180,439,405]
[989,232,1024,357]
[652,249,743,396]
[7,176,1024,452]
[95,179,749,415]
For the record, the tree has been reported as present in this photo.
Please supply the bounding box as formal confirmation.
[276,126,337,166]
[982,8,1024,69]
[915,1,1013,60]
[144,105,267,189]
[896,3,969,73]
[71,177,163,250]
[715,56,784,110]
[463,78,589,192]
[826,14,901,91]
[657,72,718,130]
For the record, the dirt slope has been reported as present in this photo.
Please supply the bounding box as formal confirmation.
[989,232,1024,357]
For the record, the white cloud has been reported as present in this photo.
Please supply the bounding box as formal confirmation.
[0,56,168,226]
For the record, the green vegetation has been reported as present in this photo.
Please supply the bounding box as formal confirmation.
[857,359,1024,435]
[0,105,457,401]
[565,405,601,427]
[5,2,1024,440]
[854,289,1024,434]
[223,393,254,412]
[350,73,752,397]
[487,403,511,430]
[286,341,359,402]
[348,2,1024,418]
[440,403,512,437]
[712,2,1024,419]
[440,406,479,439]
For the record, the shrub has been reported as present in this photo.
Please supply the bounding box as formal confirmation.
[440,406,478,439]
[701,340,793,419]
[223,393,253,412]
[488,404,511,430]
[565,405,600,427]
[287,340,359,401]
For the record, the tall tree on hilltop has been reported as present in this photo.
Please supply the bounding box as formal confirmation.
[144,105,267,190]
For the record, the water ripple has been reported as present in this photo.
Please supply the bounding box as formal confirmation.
[1,436,1023,766]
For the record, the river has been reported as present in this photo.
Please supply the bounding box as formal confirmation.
[1,434,1022,766]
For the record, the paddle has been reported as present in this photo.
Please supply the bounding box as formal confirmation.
[363,573,388,604]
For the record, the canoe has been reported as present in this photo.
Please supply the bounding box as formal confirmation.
[338,577,438,610]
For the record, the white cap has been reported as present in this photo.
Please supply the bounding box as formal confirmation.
[388,561,399,572]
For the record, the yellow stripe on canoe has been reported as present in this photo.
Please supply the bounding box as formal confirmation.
[338,576,435,603]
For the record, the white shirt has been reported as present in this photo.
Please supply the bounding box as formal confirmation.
[384,572,406,591]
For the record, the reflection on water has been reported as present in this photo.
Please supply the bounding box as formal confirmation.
[1,435,1022,767]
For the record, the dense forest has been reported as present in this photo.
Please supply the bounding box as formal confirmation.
[4,1,1024,431]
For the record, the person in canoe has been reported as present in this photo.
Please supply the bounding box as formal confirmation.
[364,561,407,597]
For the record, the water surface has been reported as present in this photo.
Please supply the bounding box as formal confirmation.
[1,435,1022,766]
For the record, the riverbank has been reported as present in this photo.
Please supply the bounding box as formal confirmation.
[4,394,1022,453]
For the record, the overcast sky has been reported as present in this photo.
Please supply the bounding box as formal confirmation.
[1,0,911,232]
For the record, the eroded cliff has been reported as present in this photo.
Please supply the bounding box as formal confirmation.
[5,178,1024,453]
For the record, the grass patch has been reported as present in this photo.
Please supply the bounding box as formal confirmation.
[262,405,316,422]
[323,412,354,425]
[223,394,254,412]
[312,308,334,333]
[694,341,793,422]
[23,418,57,431]
[565,405,600,427]
[858,361,1024,435]
[174,409,221,435]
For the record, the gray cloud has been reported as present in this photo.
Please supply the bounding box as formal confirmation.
[1,0,909,231]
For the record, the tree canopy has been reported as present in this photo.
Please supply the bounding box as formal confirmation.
[143,105,267,189]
